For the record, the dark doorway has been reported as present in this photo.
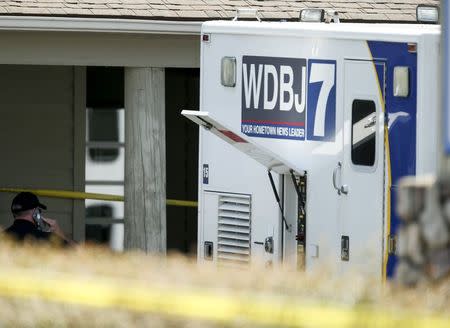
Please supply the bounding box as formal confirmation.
[85,66,199,255]
[165,68,200,255]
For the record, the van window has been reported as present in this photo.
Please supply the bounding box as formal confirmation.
[88,108,119,162]
[85,204,114,244]
[351,100,376,166]
[86,67,124,163]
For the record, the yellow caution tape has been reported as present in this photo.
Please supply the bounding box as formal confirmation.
[0,188,197,208]
[0,188,123,201]
[0,269,448,328]
[166,199,198,208]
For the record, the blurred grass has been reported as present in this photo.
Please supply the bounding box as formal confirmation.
[0,238,448,327]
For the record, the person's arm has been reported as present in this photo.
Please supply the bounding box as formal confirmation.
[42,217,77,246]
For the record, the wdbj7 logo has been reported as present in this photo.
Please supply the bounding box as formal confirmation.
[241,56,336,142]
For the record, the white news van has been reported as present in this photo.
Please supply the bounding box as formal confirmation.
[183,20,441,280]
[85,107,125,251]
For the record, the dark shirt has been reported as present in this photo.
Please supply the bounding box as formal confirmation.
[4,219,66,245]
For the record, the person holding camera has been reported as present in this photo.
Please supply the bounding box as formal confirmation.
[4,192,74,246]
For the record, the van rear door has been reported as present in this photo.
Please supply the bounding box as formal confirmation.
[340,60,386,278]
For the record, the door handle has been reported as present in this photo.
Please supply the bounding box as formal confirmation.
[332,162,349,195]
[364,115,376,128]
[332,162,342,195]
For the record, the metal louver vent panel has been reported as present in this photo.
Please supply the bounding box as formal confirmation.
[217,194,251,265]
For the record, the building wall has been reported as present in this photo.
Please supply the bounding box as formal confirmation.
[0,30,200,244]
[0,65,83,238]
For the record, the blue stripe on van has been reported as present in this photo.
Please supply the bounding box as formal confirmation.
[367,41,417,279]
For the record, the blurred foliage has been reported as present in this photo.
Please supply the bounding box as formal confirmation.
[0,238,448,328]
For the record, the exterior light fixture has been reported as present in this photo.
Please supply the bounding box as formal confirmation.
[221,56,236,87]
[393,66,410,97]
[299,9,325,22]
[416,4,439,24]
[233,8,261,22]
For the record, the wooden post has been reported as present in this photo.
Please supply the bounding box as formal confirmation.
[124,67,166,254]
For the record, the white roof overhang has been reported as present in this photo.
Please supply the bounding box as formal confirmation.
[0,16,202,35]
